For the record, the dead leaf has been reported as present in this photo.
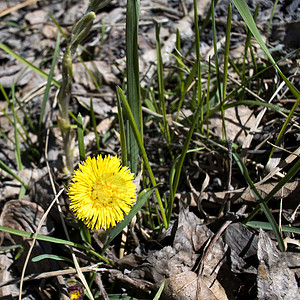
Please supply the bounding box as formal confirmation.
[162,271,197,300]
[257,229,299,300]
[209,106,257,145]
[0,199,54,274]
[72,61,121,89]
[24,9,48,25]
[0,254,19,298]
[200,180,300,206]
[224,223,258,274]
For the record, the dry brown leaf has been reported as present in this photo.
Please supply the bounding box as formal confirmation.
[72,61,120,89]
[197,277,228,300]
[199,180,300,206]
[209,105,257,145]
[0,254,19,298]
[163,271,197,300]
[1,167,48,200]
[0,200,54,274]
[257,230,299,300]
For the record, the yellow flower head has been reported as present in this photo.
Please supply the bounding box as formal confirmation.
[68,155,136,230]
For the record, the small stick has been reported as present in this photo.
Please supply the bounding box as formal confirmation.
[0,0,38,18]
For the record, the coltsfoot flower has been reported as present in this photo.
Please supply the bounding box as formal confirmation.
[68,155,136,230]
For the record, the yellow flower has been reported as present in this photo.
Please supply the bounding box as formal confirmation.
[68,155,136,230]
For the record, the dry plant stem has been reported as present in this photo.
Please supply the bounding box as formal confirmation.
[57,10,97,174]
[3,265,106,285]
[18,188,65,300]
[291,203,300,222]
[95,273,109,300]
[45,127,94,300]
[0,0,37,18]
[57,45,74,174]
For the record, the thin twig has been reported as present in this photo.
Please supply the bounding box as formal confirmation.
[0,0,38,18]
[1,264,106,286]
[18,189,64,300]
[45,125,94,299]
[95,273,109,300]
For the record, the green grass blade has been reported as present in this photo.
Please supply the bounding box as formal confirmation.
[232,152,285,251]
[241,4,258,87]
[222,4,231,103]
[194,0,203,132]
[48,13,69,41]
[0,244,23,252]
[125,0,141,174]
[211,0,226,139]
[0,160,26,187]
[39,31,60,130]
[247,221,300,234]
[206,57,212,135]
[231,0,300,98]
[78,57,102,93]
[168,103,202,223]
[0,225,85,250]
[13,94,35,134]
[0,83,27,144]
[224,100,292,115]
[77,113,85,161]
[270,98,300,159]
[11,83,23,171]
[0,225,109,263]
[155,21,171,145]
[0,43,60,88]
[266,0,279,42]
[153,280,165,300]
[118,87,168,228]
[174,29,185,113]
[102,185,161,253]
[117,89,128,167]
[32,254,73,264]
[245,156,300,223]
[90,98,100,151]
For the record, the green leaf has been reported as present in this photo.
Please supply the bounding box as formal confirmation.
[117,89,128,167]
[39,31,60,130]
[77,113,85,161]
[125,0,141,174]
[168,103,203,223]
[232,152,285,251]
[231,0,300,99]
[70,12,96,56]
[247,221,300,234]
[245,156,300,223]
[90,98,100,151]
[153,280,165,300]
[102,185,161,253]
[0,159,26,187]
[0,43,60,88]
[117,87,168,228]
[32,254,73,264]
[11,83,23,172]
[155,21,171,145]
